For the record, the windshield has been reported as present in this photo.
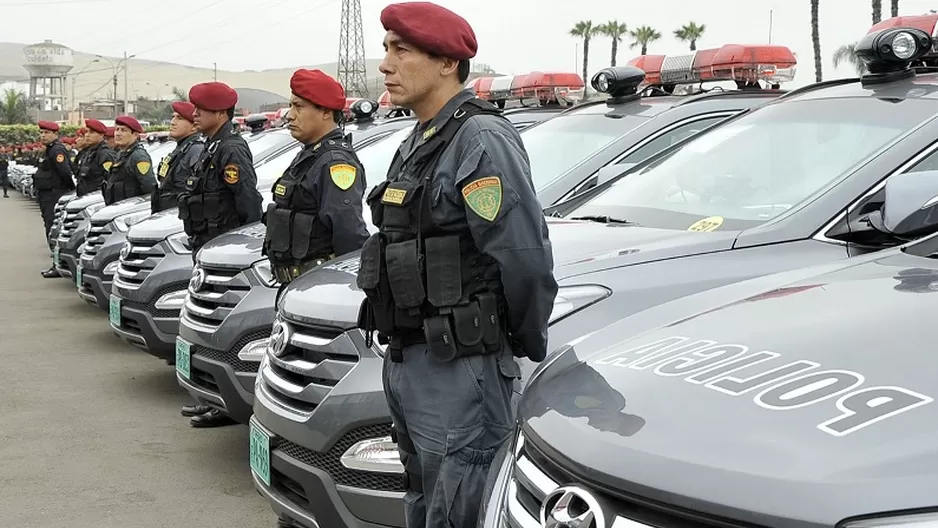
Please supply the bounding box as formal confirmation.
[246,130,296,162]
[569,98,929,231]
[520,113,647,191]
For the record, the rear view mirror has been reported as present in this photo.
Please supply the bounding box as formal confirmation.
[868,170,938,239]
[595,162,638,187]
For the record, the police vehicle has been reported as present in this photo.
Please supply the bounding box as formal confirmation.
[483,167,938,528]
[171,106,561,427]
[109,104,415,362]
[251,23,938,528]
[244,45,802,528]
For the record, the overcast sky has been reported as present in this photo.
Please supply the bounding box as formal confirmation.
[3,0,938,87]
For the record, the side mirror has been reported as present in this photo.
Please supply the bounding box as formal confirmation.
[868,170,938,239]
[595,162,638,187]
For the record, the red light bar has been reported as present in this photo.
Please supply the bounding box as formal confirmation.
[466,76,495,99]
[868,14,938,35]
[378,90,392,108]
[478,72,585,104]
[627,44,797,86]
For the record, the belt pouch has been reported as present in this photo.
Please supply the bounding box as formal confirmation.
[291,212,315,260]
[357,235,395,333]
[424,236,462,307]
[267,205,292,254]
[476,292,501,349]
[385,239,426,309]
[450,302,485,357]
[423,315,458,362]
[203,193,220,219]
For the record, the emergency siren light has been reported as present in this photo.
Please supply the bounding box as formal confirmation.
[626,44,798,88]
[858,15,937,85]
[349,99,379,120]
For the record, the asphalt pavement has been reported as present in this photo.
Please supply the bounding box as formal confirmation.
[0,195,272,528]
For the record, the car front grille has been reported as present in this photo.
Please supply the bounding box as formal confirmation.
[259,319,359,413]
[81,220,112,257]
[192,329,269,373]
[58,210,82,239]
[183,265,251,330]
[115,238,166,288]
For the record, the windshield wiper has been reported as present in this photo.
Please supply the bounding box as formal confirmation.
[569,215,638,225]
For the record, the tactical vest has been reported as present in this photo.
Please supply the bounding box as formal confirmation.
[104,143,146,205]
[76,143,108,197]
[33,141,70,192]
[264,137,355,266]
[153,135,204,212]
[357,98,507,360]
[177,131,241,244]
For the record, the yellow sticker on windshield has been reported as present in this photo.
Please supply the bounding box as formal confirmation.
[687,216,724,232]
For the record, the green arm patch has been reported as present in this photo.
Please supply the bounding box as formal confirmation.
[461,176,502,222]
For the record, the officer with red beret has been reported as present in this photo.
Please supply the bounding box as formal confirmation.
[36,120,76,278]
[75,119,117,197]
[152,101,205,213]
[105,127,117,150]
[354,3,557,527]
[262,68,368,286]
[70,127,88,175]
[176,81,262,428]
[102,115,156,205]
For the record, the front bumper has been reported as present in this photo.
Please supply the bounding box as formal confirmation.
[77,232,126,311]
[176,283,278,424]
[54,233,84,278]
[110,250,193,361]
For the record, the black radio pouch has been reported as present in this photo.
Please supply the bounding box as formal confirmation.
[424,293,502,362]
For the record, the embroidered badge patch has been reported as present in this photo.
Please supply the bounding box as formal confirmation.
[462,176,502,222]
[136,161,151,175]
[158,160,169,178]
[382,187,406,205]
[102,161,113,172]
[274,184,286,196]
[55,153,65,163]
[223,164,239,184]
[329,164,357,191]
[422,126,437,140]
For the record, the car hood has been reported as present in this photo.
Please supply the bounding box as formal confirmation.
[518,248,938,525]
[127,207,184,241]
[197,221,267,268]
[65,192,104,212]
[280,219,738,327]
[90,195,151,222]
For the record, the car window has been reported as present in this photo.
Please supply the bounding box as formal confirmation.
[521,113,648,190]
[569,98,929,231]
[246,131,296,162]
[255,144,300,191]
[619,115,728,165]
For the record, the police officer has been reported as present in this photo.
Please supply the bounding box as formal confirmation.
[105,127,117,150]
[152,101,204,213]
[104,115,156,205]
[35,120,76,278]
[177,81,262,428]
[70,127,87,175]
[0,149,9,198]
[76,119,117,197]
[355,3,557,527]
[263,69,368,285]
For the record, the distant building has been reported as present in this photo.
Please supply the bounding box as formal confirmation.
[22,40,73,114]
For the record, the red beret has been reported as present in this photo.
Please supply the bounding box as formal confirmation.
[189,82,238,111]
[290,69,346,111]
[171,101,196,122]
[105,127,115,137]
[84,119,107,134]
[115,115,144,134]
[38,120,60,132]
[380,2,477,60]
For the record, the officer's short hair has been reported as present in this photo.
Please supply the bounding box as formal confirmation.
[309,102,343,125]
[428,54,470,84]
[226,107,235,120]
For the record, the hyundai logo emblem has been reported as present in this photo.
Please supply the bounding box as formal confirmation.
[119,242,131,261]
[268,319,290,358]
[189,267,206,292]
[541,486,605,528]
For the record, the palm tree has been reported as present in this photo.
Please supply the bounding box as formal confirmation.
[570,21,598,89]
[891,0,899,16]
[674,22,706,51]
[833,43,866,75]
[0,89,30,125]
[598,21,628,67]
[811,0,822,82]
[873,0,882,23]
[171,86,188,101]
[630,26,662,56]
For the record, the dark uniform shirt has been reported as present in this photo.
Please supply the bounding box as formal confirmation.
[76,141,116,197]
[153,133,205,213]
[103,141,156,205]
[264,127,368,274]
[35,139,74,192]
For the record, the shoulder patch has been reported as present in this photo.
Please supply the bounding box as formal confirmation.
[136,160,151,175]
[223,164,240,184]
[102,161,113,172]
[462,176,502,222]
[329,163,357,191]
[55,153,65,163]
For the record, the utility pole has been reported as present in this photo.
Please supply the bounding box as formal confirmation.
[213,62,217,81]
[768,10,774,43]
[338,0,369,97]
[112,73,118,116]
[123,51,130,114]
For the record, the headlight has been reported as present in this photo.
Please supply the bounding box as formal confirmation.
[340,436,404,474]
[845,513,938,527]
[891,31,918,60]
[237,337,271,362]
[81,202,105,220]
[166,232,191,254]
[103,260,119,275]
[154,290,187,310]
[113,210,151,232]
[252,259,277,287]
[549,285,612,324]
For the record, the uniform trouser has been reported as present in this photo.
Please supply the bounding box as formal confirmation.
[38,189,65,242]
[383,341,520,528]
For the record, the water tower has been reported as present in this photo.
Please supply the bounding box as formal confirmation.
[22,40,74,112]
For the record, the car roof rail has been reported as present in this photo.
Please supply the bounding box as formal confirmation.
[776,77,860,100]
[502,106,562,114]
[672,88,788,106]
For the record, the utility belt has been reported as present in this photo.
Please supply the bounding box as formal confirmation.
[271,253,334,283]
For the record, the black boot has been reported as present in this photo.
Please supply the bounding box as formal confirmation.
[180,404,213,417]
[41,266,60,278]
[189,409,238,428]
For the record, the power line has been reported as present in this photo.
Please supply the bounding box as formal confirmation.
[0,0,117,5]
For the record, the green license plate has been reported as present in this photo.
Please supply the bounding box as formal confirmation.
[53,246,60,267]
[108,294,121,326]
[75,266,82,288]
[249,422,271,486]
[175,337,191,379]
